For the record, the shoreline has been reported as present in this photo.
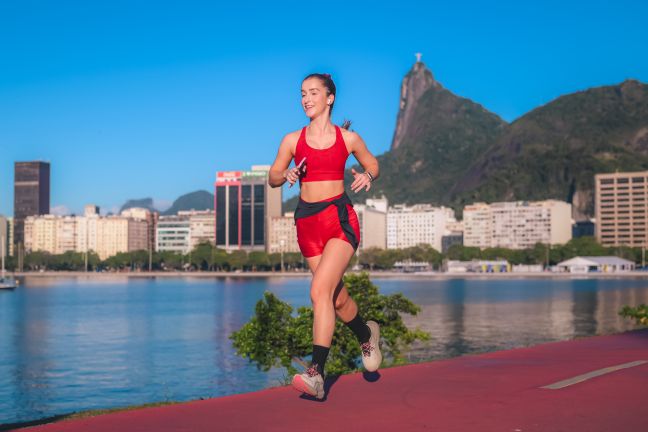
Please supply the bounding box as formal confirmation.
[7,270,648,279]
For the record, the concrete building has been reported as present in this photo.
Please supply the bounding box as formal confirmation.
[7,217,14,256]
[121,207,159,253]
[214,165,281,251]
[178,209,216,250]
[387,204,456,252]
[0,216,10,259]
[268,212,300,254]
[556,256,635,273]
[94,216,148,259]
[463,203,492,249]
[444,259,511,273]
[56,216,77,254]
[76,206,100,254]
[14,161,50,251]
[24,206,149,260]
[595,171,648,247]
[24,214,58,254]
[156,215,191,254]
[464,200,572,250]
[355,196,388,250]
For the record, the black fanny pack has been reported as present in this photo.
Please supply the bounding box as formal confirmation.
[294,192,359,251]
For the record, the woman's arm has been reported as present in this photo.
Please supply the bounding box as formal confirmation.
[268,133,299,188]
[347,131,379,193]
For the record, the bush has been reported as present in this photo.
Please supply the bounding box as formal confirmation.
[229,272,429,377]
[619,304,648,326]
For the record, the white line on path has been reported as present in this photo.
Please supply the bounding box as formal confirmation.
[541,360,647,390]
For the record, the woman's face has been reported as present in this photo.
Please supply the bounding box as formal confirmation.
[301,77,332,119]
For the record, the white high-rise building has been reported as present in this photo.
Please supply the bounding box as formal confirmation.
[156,215,191,254]
[387,204,456,252]
[268,212,300,254]
[179,209,216,250]
[463,200,572,249]
[355,196,388,250]
[463,203,492,249]
[24,214,58,254]
[0,215,10,258]
[56,216,77,254]
[23,204,149,260]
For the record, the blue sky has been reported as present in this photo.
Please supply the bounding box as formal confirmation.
[1,0,647,216]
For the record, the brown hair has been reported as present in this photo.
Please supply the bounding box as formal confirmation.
[303,73,352,130]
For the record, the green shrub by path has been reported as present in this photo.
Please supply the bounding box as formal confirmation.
[229,272,430,377]
[619,304,648,326]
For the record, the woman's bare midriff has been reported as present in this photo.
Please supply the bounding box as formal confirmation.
[299,180,345,203]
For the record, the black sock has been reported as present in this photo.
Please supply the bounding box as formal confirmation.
[344,313,371,344]
[311,345,330,376]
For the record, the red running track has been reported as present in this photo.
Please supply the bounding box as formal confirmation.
[19,329,648,432]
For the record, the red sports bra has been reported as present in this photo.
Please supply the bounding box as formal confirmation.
[294,125,350,183]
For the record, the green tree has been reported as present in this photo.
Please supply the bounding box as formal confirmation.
[228,250,247,271]
[191,242,214,270]
[446,244,481,261]
[230,272,429,377]
[248,251,269,271]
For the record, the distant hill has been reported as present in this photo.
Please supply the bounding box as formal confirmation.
[120,198,156,213]
[284,62,648,220]
[120,190,214,216]
[451,79,648,219]
[162,190,214,215]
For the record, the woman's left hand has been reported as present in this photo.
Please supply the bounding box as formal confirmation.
[350,168,372,193]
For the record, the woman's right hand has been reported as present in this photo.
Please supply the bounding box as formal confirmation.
[284,158,306,186]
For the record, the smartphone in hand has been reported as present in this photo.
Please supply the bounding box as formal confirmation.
[288,157,307,188]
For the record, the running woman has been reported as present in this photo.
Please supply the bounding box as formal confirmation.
[268,73,382,399]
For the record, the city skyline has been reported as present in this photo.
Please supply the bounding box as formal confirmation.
[2,1,648,217]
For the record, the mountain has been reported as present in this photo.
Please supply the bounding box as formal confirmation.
[120,190,214,215]
[375,61,507,207]
[162,190,214,215]
[284,62,648,220]
[391,60,440,150]
[451,79,648,219]
[120,198,156,213]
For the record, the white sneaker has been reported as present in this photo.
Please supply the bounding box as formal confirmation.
[361,320,382,372]
[291,364,325,399]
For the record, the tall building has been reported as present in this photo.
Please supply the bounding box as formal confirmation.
[463,203,492,249]
[214,165,281,251]
[95,216,148,259]
[156,215,191,254]
[121,207,159,253]
[24,214,58,254]
[355,197,388,250]
[268,212,300,253]
[387,204,456,252]
[7,217,14,256]
[463,200,572,249]
[14,161,50,250]
[180,209,216,250]
[24,206,148,260]
[0,216,9,259]
[595,171,648,247]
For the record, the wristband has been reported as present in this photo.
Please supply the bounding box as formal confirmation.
[365,171,374,182]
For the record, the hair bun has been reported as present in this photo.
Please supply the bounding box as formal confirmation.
[323,73,331,79]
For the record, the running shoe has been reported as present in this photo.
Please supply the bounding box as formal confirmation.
[361,320,382,372]
[292,364,325,399]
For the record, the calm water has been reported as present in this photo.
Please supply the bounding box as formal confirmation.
[1,275,646,425]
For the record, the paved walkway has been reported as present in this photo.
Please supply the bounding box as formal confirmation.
[21,329,648,432]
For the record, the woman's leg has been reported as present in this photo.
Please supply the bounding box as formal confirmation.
[309,238,356,348]
[305,256,358,322]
